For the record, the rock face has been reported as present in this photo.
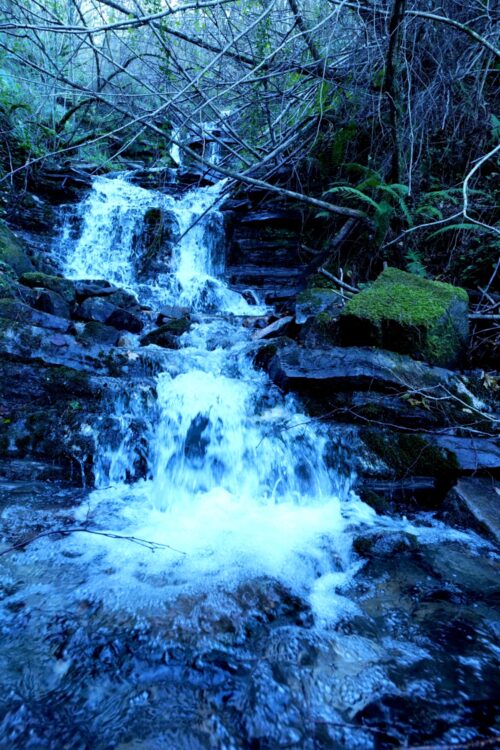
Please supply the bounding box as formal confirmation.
[135,207,180,278]
[0,222,35,275]
[224,199,306,306]
[267,342,454,395]
[340,267,469,367]
[444,477,500,542]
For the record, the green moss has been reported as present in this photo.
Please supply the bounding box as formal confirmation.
[363,429,459,477]
[19,272,76,303]
[340,267,468,366]
[44,366,92,396]
[0,273,16,298]
[344,267,467,325]
[0,222,34,276]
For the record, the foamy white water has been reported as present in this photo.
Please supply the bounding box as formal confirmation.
[55,173,367,620]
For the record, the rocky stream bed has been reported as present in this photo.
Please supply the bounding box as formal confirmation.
[0,165,498,749]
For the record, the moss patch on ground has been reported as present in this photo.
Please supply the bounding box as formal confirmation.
[340,267,468,367]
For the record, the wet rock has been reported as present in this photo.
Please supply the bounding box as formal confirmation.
[140,325,182,349]
[0,358,108,479]
[356,476,440,513]
[136,206,180,277]
[444,477,500,542]
[5,191,56,234]
[20,272,77,303]
[73,279,117,300]
[106,289,140,312]
[431,435,500,472]
[340,267,469,367]
[128,166,178,190]
[76,297,143,333]
[359,429,500,480]
[0,222,35,276]
[267,342,454,396]
[28,165,92,203]
[78,321,121,347]
[353,530,419,558]
[0,298,72,332]
[295,286,344,325]
[0,272,37,305]
[228,264,305,307]
[33,288,70,318]
[0,458,66,482]
[421,542,500,598]
[156,305,190,326]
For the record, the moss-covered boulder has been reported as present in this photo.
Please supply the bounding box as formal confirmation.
[140,316,191,349]
[0,222,34,276]
[340,267,468,367]
[19,272,77,303]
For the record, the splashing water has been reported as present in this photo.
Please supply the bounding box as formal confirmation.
[55,172,365,617]
[58,175,251,313]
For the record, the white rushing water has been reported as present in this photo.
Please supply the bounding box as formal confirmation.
[58,175,250,313]
[56,173,369,620]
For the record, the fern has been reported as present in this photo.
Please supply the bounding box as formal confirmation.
[405,250,427,277]
[415,205,443,221]
[324,185,380,211]
[377,184,413,226]
[428,222,494,238]
[374,200,393,245]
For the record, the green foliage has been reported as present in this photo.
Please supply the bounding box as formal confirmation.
[322,165,413,246]
[405,250,427,277]
[428,222,493,239]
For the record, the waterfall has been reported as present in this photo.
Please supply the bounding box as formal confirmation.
[58,174,249,313]
[56,172,365,613]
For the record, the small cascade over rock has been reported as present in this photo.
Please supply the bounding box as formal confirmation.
[57,174,248,313]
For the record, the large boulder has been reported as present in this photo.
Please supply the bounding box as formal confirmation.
[75,297,143,333]
[340,267,469,367]
[0,298,71,332]
[267,342,453,395]
[0,222,34,276]
[32,288,71,318]
[359,429,500,479]
[20,272,77,303]
[444,477,500,542]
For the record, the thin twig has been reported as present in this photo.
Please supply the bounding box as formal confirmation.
[0,527,186,557]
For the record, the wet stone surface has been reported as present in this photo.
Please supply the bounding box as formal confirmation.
[0,481,499,750]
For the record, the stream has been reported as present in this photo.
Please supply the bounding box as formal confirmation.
[0,174,498,749]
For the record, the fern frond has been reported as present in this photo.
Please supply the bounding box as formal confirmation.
[325,185,380,211]
[428,222,492,238]
[415,205,443,220]
[377,185,413,226]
